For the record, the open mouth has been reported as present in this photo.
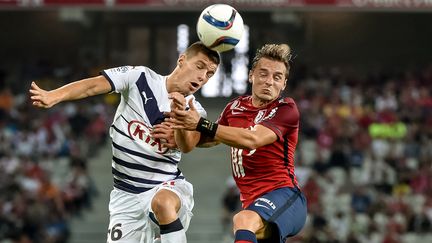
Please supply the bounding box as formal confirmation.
[190,82,199,89]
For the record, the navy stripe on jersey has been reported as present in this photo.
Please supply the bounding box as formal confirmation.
[136,73,165,125]
[111,125,133,140]
[112,156,179,175]
[283,134,289,168]
[112,167,164,184]
[113,175,185,194]
[100,71,115,92]
[113,141,178,165]
[126,101,144,120]
[121,115,129,124]
[113,178,152,194]
[284,134,299,190]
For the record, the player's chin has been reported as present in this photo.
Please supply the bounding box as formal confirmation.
[259,93,275,101]
[186,88,196,95]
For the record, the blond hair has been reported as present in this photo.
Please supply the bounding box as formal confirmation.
[251,44,292,78]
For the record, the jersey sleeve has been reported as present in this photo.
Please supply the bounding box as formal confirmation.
[216,102,233,126]
[101,66,136,93]
[186,95,207,118]
[260,100,299,140]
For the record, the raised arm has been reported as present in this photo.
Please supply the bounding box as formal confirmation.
[29,75,112,108]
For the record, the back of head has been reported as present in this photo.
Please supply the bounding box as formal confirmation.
[251,44,292,78]
[184,42,221,65]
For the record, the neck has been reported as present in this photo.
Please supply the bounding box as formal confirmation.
[251,97,274,108]
[165,75,173,92]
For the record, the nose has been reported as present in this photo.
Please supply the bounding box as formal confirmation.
[198,70,207,82]
[264,77,273,86]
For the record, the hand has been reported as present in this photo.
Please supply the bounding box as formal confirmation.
[29,82,57,108]
[169,92,186,111]
[168,99,201,131]
[152,122,177,149]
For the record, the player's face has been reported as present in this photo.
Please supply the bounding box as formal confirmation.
[177,52,218,96]
[249,57,287,105]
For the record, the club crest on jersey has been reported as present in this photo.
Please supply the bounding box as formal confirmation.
[127,120,168,154]
[254,110,266,124]
[114,66,129,73]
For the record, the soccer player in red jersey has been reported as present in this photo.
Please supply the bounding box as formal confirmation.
[165,44,307,243]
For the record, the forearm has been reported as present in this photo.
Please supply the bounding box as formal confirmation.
[197,135,220,148]
[195,118,276,150]
[174,129,201,153]
[54,76,111,102]
[214,125,259,150]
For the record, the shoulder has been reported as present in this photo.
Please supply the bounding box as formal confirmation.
[261,97,299,125]
[106,65,145,73]
[274,97,298,112]
[225,95,249,110]
[277,97,297,106]
[117,66,160,77]
[128,66,164,84]
[142,66,163,79]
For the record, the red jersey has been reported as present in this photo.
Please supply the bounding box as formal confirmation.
[217,96,300,208]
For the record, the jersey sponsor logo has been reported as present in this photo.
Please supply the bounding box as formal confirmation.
[141,91,154,105]
[127,120,168,154]
[254,110,266,123]
[254,198,276,210]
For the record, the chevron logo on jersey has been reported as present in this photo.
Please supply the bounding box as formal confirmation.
[128,120,168,154]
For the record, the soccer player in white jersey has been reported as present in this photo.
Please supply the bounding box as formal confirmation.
[29,42,220,243]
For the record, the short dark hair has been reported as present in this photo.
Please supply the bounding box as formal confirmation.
[184,42,220,65]
[251,44,292,79]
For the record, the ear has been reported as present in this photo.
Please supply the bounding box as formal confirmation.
[282,79,287,90]
[178,54,186,67]
[248,70,253,83]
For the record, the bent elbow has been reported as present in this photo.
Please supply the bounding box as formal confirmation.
[244,143,259,150]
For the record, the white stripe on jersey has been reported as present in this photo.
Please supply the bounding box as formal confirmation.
[102,66,206,192]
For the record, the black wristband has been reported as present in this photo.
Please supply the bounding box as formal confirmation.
[196,117,218,138]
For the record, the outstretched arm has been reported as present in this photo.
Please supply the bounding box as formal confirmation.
[29,75,112,108]
[170,99,277,150]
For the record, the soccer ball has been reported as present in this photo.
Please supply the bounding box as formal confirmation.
[196,4,244,53]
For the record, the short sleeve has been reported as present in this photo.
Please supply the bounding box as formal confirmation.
[260,101,299,140]
[186,95,207,118]
[216,102,233,126]
[101,66,136,93]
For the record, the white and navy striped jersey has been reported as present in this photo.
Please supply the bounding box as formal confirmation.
[101,66,206,194]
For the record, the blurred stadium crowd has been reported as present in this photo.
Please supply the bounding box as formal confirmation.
[287,64,432,242]
[1,60,432,243]
[0,66,112,243]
